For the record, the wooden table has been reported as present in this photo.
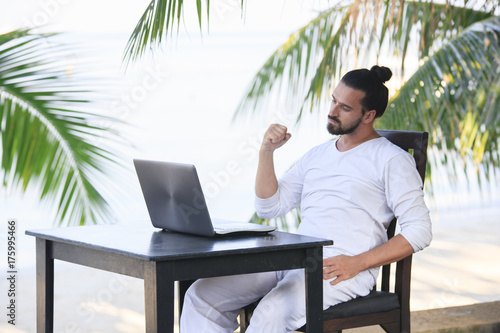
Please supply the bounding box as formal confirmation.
[26,224,333,332]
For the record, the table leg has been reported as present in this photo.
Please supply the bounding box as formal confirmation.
[304,247,323,333]
[178,280,195,318]
[144,262,175,333]
[36,238,54,333]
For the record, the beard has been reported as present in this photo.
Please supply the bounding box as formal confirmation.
[327,115,363,135]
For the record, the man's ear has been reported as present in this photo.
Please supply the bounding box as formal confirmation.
[363,110,377,123]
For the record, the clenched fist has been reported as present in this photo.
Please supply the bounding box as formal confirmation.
[261,124,292,152]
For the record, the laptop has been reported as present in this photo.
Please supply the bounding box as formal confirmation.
[133,159,276,237]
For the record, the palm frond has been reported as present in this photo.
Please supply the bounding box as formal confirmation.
[233,0,495,122]
[232,4,351,123]
[379,15,500,181]
[0,30,124,226]
[123,0,213,65]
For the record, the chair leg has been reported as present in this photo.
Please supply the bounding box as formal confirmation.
[381,323,400,333]
[239,307,251,333]
[401,314,410,332]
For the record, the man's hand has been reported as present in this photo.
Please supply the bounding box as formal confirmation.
[322,255,364,286]
[261,124,292,152]
[322,235,414,286]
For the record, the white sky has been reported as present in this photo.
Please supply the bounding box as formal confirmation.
[0,0,330,34]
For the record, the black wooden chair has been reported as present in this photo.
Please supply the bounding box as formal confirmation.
[239,130,429,333]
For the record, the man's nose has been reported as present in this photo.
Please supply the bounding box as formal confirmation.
[329,103,339,117]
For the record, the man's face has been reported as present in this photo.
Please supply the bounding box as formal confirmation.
[327,82,366,135]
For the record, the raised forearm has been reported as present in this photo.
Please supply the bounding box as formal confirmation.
[255,124,291,199]
[255,150,279,198]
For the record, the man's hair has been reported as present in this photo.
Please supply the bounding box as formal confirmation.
[340,65,392,118]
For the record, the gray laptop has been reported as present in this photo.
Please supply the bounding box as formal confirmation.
[134,159,276,237]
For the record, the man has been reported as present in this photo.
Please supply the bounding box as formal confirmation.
[180,66,432,332]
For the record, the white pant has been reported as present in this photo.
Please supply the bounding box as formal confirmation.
[180,269,374,333]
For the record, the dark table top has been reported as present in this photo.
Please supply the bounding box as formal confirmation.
[26,224,333,261]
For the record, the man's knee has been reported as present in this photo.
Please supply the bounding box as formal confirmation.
[248,271,306,331]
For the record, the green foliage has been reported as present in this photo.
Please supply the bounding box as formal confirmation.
[235,1,497,119]
[0,30,123,226]
[123,0,212,65]
[380,16,500,180]
[249,207,302,232]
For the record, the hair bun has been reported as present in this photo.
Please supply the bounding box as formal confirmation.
[370,65,392,83]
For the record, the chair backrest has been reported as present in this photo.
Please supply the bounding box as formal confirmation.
[375,130,428,297]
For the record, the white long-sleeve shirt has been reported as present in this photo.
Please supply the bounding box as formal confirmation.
[255,137,432,279]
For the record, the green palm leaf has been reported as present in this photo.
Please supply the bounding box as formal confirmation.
[380,15,500,180]
[123,0,212,65]
[0,30,124,226]
[234,1,496,122]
